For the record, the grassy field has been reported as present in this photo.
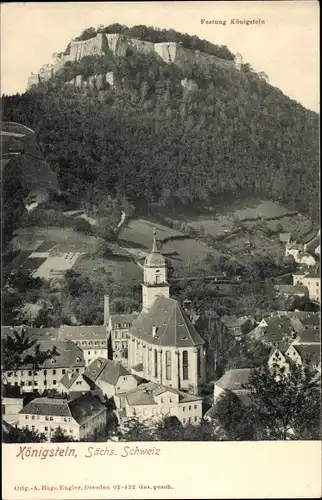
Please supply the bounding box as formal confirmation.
[9,226,141,283]
[8,199,315,285]
[118,218,219,274]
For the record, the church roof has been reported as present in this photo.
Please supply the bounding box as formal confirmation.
[144,230,165,267]
[130,296,205,347]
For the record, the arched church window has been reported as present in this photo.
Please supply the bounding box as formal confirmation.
[182,351,189,380]
[197,349,201,378]
[165,351,172,380]
[154,349,158,378]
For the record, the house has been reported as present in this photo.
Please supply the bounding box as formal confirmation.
[298,252,316,267]
[285,242,304,260]
[285,243,316,266]
[17,393,107,441]
[279,233,292,245]
[118,382,203,425]
[107,310,139,366]
[248,315,297,348]
[59,369,91,394]
[83,358,138,402]
[267,348,289,374]
[213,368,251,401]
[1,385,23,426]
[292,327,320,345]
[285,344,321,372]
[3,339,85,393]
[59,324,110,366]
[293,268,321,302]
[219,315,255,340]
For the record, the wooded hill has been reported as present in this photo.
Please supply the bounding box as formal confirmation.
[2,26,319,228]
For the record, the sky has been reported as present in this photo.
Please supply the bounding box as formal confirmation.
[1,1,319,111]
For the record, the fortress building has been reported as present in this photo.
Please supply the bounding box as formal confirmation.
[27,32,240,90]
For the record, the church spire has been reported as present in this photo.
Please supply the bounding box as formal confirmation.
[152,229,158,253]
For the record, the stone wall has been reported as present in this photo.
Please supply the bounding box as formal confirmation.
[69,33,105,61]
[27,33,239,90]
[27,73,40,89]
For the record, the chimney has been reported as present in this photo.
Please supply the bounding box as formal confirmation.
[104,295,110,326]
[152,326,158,337]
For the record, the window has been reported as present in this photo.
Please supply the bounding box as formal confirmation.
[183,418,186,424]
[156,274,161,284]
[7,372,12,378]
[183,406,186,412]
[14,382,18,387]
[154,349,158,378]
[34,381,38,386]
[165,351,172,380]
[194,416,198,422]
[45,426,48,431]
[53,370,56,375]
[44,380,47,385]
[32,426,35,431]
[20,381,24,386]
[43,370,47,375]
[182,351,189,380]
[53,380,57,385]
[188,406,192,411]
[197,349,201,378]
[25,415,29,420]
[31,416,35,420]
[45,416,49,421]
[62,369,66,374]
[28,371,32,376]
[49,417,53,421]
[76,369,79,373]
[28,381,32,386]
[21,371,24,376]
[194,405,197,409]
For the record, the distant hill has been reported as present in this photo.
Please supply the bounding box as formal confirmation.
[1,25,319,232]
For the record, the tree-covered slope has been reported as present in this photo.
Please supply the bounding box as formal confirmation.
[2,34,319,223]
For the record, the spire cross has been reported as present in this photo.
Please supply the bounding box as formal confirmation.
[152,229,158,252]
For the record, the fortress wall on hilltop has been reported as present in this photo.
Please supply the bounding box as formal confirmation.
[53,54,73,74]
[128,37,155,54]
[105,34,155,57]
[69,33,105,61]
[153,42,235,70]
[154,42,178,63]
[27,33,238,89]
[27,73,40,89]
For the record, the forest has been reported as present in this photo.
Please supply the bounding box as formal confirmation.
[2,29,319,243]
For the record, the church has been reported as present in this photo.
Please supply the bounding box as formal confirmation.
[116,231,206,395]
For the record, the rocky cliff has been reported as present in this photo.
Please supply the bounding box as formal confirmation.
[27,33,239,89]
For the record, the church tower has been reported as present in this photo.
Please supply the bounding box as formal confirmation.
[142,230,169,311]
